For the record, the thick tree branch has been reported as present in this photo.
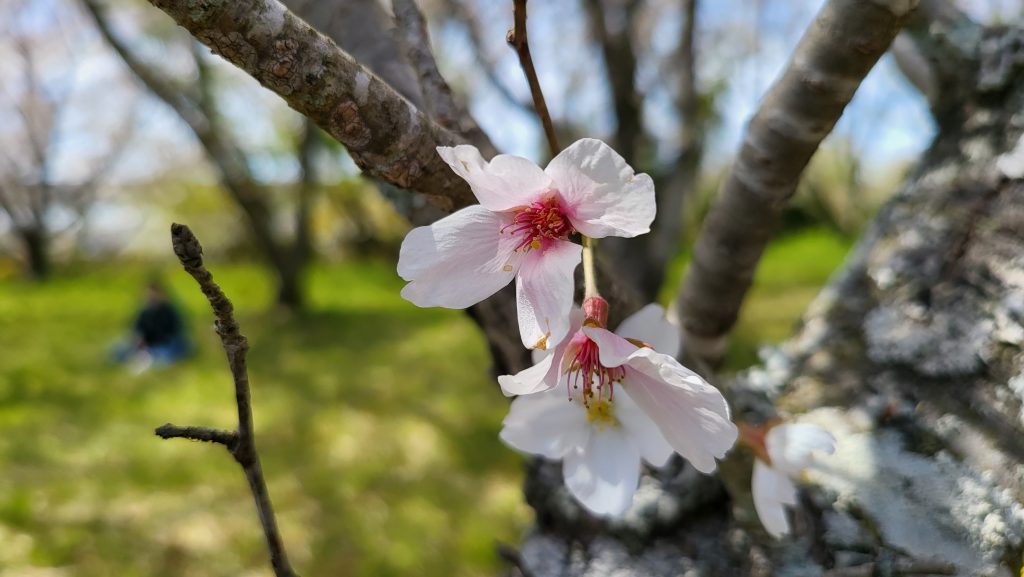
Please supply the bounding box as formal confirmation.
[891,0,980,119]
[507,0,560,158]
[392,0,495,154]
[676,0,918,365]
[162,223,299,577]
[140,0,475,211]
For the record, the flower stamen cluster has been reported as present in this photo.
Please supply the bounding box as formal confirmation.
[500,196,574,252]
[564,333,624,405]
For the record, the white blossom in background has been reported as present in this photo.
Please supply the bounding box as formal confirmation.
[499,299,738,514]
[746,422,837,537]
[397,139,655,350]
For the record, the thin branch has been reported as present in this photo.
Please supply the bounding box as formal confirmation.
[676,0,917,366]
[163,223,299,577]
[392,0,495,154]
[136,0,476,211]
[155,423,239,446]
[507,0,560,158]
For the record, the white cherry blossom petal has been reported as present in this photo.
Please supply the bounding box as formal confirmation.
[614,303,681,357]
[581,326,639,367]
[614,388,674,468]
[622,349,737,473]
[545,138,655,238]
[765,423,836,476]
[516,241,582,349]
[752,460,798,538]
[563,428,641,517]
[437,145,553,211]
[498,352,557,397]
[398,206,520,308]
[499,387,589,460]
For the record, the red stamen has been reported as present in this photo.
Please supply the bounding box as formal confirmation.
[563,331,624,407]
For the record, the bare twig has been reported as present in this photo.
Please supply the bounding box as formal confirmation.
[507,0,560,158]
[161,223,299,577]
[155,423,239,446]
[392,0,495,154]
[676,0,917,365]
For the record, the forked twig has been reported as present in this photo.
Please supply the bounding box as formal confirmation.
[159,223,299,577]
[507,0,560,157]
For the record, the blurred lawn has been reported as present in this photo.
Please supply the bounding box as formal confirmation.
[0,260,528,577]
[0,226,851,577]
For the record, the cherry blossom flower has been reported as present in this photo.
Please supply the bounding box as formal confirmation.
[500,298,738,481]
[500,378,673,516]
[397,139,655,350]
[740,422,836,537]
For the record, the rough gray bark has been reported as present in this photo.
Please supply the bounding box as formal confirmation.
[281,0,424,108]
[513,21,1024,577]
[677,0,919,365]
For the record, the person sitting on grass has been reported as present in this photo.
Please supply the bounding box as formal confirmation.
[113,280,191,372]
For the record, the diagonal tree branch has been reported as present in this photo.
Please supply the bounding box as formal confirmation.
[392,0,495,154]
[676,0,918,365]
[140,0,475,211]
[890,0,980,119]
[163,223,299,577]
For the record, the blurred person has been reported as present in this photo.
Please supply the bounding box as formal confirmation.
[112,280,191,372]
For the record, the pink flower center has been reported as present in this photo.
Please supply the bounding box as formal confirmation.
[564,332,624,406]
[501,196,574,252]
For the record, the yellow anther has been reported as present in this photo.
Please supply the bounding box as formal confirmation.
[586,399,618,429]
[530,238,542,250]
[502,264,513,272]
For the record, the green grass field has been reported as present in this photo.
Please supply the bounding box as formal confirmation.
[0,227,851,577]
[0,260,527,577]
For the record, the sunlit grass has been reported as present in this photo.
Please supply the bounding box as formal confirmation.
[0,260,528,577]
[0,228,852,576]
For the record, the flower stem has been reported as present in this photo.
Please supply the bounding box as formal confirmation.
[582,236,599,299]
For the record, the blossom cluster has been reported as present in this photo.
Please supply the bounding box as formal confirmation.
[397,139,833,534]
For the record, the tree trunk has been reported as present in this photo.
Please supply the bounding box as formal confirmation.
[19,226,49,280]
[511,25,1024,577]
